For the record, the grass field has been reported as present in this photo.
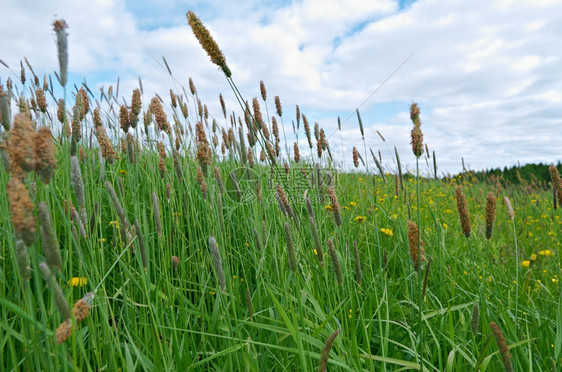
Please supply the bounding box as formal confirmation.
[0,12,561,371]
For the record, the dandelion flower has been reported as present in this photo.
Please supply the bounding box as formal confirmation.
[380,228,393,236]
[68,277,88,286]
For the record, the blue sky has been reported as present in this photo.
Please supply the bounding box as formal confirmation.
[1,0,561,175]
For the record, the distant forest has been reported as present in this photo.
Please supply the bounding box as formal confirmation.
[456,162,562,189]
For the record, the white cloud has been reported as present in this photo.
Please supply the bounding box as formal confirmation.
[1,0,561,175]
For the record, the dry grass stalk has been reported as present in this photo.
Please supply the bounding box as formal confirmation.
[38,202,62,271]
[318,329,339,372]
[485,192,497,239]
[489,322,514,372]
[186,11,231,77]
[328,239,343,285]
[455,186,471,238]
[407,220,425,271]
[209,236,226,292]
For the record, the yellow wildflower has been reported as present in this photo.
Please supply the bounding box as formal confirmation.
[68,277,88,286]
[530,253,537,261]
[324,205,333,211]
[521,260,530,268]
[539,250,553,256]
[380,228,393,236]
[354,216,366,223]
[349,201,357,207]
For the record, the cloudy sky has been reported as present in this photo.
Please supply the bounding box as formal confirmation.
[1,0,561,175]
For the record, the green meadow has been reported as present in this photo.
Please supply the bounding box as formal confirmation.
[0,12,560,371]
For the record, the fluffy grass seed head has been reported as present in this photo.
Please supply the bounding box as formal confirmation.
[34,127,57,184]
[52,19,68,87]
[209,236,226,292]
[352,146,359,168]
[151,97,170,134]
[318,329,339,372]
[549,164,562,207]
[455,186,471,238]
[275,96,282,117]
[119,105,130,133]
[73,292,94,323]
[38,202,62,271]
[7,178,36,246]
[70,156,87,225]
[276,183,293,218]
[39,262,72,321]
[409,102,424,158]
[36,88,47,113]
[485,192,497,239]
[15,240,31,282]
[8,113,35,173]
[0,84,11,131]
[503,196,514,220]
[259,80,267,101]
[96,125,116,165]
[328,238,343,285]
[196,166,208,199]
[407,220,426,271]
[489,322,514,372]
[186,11,231,77]
[56,320,72,344]
[327,186,342,227]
